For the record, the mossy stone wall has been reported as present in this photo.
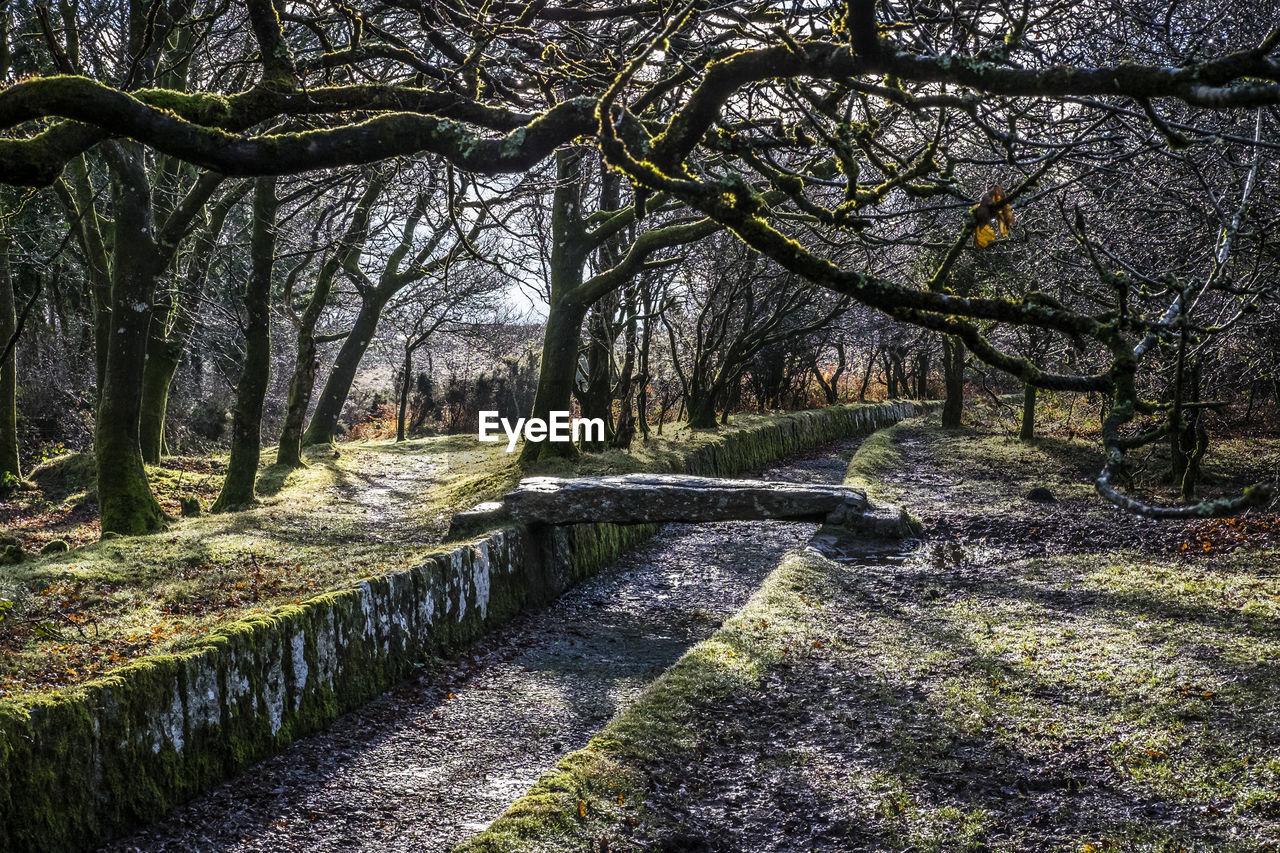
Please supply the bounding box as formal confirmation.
[0,401,931,852]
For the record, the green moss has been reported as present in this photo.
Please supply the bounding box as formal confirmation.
[842,422,908,500]
[27,451,96,504]
[136,89,233,126]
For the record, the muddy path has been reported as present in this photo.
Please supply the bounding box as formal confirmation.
[103,438,865,853]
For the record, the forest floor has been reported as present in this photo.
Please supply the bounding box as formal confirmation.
[468,412,1280,852]
[0,416,797,697]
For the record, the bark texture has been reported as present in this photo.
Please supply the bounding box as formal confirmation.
[212,177,277,511]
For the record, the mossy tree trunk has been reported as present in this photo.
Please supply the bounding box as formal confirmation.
[686,396,720,429]
[277,330,322,466]
[577,303,615,450]
[96,150,168,534]
[301,296,388,446]
[45,50,224,533]
[684,356,731,428]
[1019,383,1037,441]
[280,175,384,463]
[0,232,20,481]
[521,296,588,463]
[138,281,202,464]
[212,177,278,512]
[138,337,180,463]
[520,150,591,464]
[940,335,966,429]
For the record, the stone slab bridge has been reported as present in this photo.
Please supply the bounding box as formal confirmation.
[449,474,920,540]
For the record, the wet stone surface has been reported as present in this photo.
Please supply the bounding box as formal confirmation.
[103,438,863,853]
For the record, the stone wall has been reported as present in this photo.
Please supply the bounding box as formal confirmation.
[0,401,931,852]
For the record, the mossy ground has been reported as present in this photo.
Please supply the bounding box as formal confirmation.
[0,415,848,698]
[462,408,1280,852]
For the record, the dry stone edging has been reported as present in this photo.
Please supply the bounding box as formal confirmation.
[0,401,934,853]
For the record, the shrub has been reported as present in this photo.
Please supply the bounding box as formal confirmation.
[188,397,229,441]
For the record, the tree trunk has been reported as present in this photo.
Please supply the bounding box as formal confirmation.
[302,296,386,446]
[686,389,719,429]
[636,346,651,441]
[212,177,277,512]
[940,335,965,429]
[610,306,638,450]
[519,297,587,463]
[520,149,589,464]
[577,306,614,449]
[1170,317,1191,488]
[396,346,413,443]
[893,352,908,398]
[856,349,876,401]
[96,161,167,535]
[1019,383,1037,441]
[139,185,241,464]
[915,350,930,399]
[1273,382,1280,433]
[0,233,20,481]
[613,399,636,449]
[282,175,383,463]
[276,330,319,467]
[1179,360,1205,501]
[63,157,113,398]
[138,336,182,463]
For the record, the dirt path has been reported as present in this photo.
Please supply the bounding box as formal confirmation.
[326,447,448,544]
[102,439,865,853]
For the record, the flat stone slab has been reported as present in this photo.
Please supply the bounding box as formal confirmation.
[504,474,870,526]
[446,501,510,539]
